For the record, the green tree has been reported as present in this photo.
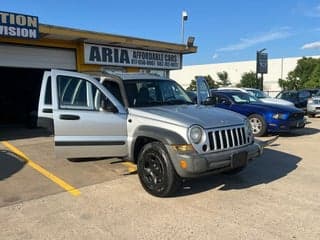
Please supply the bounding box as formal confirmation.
[305,64,320,88]
[237,71,259,88]
[216,71,231,86]
[278,57,320,90]
[186,79,197,91]
[186,75,220,91]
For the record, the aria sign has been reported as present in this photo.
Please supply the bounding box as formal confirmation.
[0,11,39,39]
[84,44,182,70]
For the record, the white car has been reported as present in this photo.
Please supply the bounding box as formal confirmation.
[217,87,294,107]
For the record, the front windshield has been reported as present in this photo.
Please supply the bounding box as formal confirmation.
[124,79,193,107]
[227,92,260,104]
[247,89,269,98]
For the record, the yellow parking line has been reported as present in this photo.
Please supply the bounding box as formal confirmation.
[1,141,81,196]
[122,161,137,173]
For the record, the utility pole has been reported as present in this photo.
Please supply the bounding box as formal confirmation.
[181,11,188,43]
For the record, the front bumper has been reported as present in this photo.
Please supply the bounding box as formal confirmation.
[166,142,262,178]
[267,118,306,133]
[307,104,320,115]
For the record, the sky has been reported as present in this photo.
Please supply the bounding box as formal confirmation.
[1,0,320,66]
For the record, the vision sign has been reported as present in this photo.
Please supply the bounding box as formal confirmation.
[0,11,39,39]
[84,44,182,70]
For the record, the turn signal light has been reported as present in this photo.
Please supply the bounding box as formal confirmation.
[180,160,188,169]
[171,144,194,153]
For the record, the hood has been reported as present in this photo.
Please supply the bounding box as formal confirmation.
[248,102,303,113]
[129,105,245,129]
[260,97,294,106]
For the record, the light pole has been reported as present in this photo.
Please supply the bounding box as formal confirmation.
[181,10,188,43]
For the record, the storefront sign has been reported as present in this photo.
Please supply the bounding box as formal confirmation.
[84,44,181,69]
[0,11,39,39]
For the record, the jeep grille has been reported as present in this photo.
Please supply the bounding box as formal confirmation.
[207,126,250,152]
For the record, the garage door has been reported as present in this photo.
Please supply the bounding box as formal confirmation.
[0,44,76,70]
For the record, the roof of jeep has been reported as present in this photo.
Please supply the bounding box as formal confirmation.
[97,72,171,81]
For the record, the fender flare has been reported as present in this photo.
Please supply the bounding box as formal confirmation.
[129,126,187,161]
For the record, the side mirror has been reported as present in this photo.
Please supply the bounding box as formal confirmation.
[203,97,216,105]
[220,99,231,105]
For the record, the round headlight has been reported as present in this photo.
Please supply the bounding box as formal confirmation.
[189,125,203,144]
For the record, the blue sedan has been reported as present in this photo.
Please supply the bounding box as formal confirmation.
[210,90,306,136]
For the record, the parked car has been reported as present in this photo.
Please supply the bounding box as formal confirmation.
[207,90,306,137]
[37,70,263,197]
[276,89,319,111]
[307,90,320,117]
[217,87,294,106]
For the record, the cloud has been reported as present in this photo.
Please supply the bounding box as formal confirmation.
[301,41,320,50]
[305,4,320,17]
[212,53,219,60]
[217,29,292,52]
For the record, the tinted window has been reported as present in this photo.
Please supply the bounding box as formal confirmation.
[102,81,124,105]
[45,77,52,105]
[123,79,192,107]
[279,92,298,101]
[58,76,88,107]
[298,91,310,99]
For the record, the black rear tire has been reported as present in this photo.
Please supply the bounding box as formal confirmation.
[137,142,181,197]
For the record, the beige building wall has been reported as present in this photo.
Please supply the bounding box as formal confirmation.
[171,55,320,96]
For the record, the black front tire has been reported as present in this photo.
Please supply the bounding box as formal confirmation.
[248,114,267,137]
[137,142,181,197]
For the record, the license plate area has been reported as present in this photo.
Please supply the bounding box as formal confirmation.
[296,120,305,128]
[231,151,248,168]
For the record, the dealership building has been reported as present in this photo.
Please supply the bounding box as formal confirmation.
[171,55,320,95]
[0,11,197,126]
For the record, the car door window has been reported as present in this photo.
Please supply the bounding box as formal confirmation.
[197,80,210,103]
[92,85,117,112]
[57,76,91,109]
[298,91,310,99]
[45,77,52,105]
[57,75,118,112]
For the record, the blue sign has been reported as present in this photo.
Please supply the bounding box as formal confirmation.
[0,11,39,39]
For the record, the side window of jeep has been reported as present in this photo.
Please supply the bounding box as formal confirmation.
[45,77,52,105]
[57,75,116,112]
[57,76,89,108]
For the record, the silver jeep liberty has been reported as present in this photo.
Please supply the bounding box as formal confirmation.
[38,70,262,197]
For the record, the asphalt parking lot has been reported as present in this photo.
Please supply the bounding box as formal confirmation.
[1,118,320,239]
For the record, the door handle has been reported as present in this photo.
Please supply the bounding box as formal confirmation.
[59,114,80,120]
[43,108,53,113]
